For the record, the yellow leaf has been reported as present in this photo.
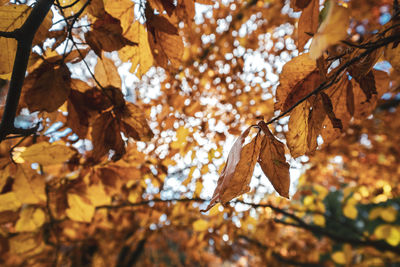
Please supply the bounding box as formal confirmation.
[313,214,325,227]
[87,183,111,207]
[18,142,75,165]
[343,202,358,220]
[119,22,154,78]
[380,206,397,223]
[104,0,135,33]
[193,219,209,231]
[14,167,45,205]
[0,4,30,74]
[374,225,400,246]
[15,207,45,232]
[285,101,310,158]
[9,233,44,255]
[332,251,346,264]
[66,193,95,223]
[171,126,190,149]
[309,3,350,59]
[298,0,319,51]
[0,192,22,212]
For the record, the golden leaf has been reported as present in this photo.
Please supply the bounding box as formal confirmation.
[66,193,95,223]
[285,101,310,158]
[193,219,209,231]
[18,142,76,165]
[257,122,290,198]
[0,192,22,212]
[309,3,350,60]
[202,127,262,212]
[14,167,45,205]
[0,4,30,74]
[119,22,154,78]
[104,0,135,33]
[15,207,45,232]
[95,54,121,88]
[275,53,316,112]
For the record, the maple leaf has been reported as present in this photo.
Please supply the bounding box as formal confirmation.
[257,121,290,198]
[202,127,262,212]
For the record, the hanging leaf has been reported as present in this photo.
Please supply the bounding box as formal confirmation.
[298,0,319,52]
[119,102,154,142]
[257,121,290,198]
[202,127,262,212]
[320,92,343,129]
[309,3,350,60]
[285,101,310,158]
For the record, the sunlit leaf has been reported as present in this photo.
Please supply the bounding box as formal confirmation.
[66,193,95,223]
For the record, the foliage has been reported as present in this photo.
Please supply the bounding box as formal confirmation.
[0,0,399,266]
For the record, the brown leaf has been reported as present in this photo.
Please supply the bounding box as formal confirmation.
[85,13,136,57]
[91,112,126,161]
[352,70,390,119]
[298,0,319,52]
[307,95,326,153]
[67,90,90,138]
[320,92,343,129]
[283,70,320,112]
[353,70,377,102]
[202,127,262,212]
[275,53,316,112]
[146,5,178,35]
[22,63,71,112]
[119,102,154,141]
[321,76,351,144]
[346,80,355,116]
[95,54,121,88]
[257,122,290,198]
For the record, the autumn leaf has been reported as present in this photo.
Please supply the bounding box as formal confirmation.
[285,101,310,158]
[22,63,71,112]
[275,53,316,112]
[15,207,45,232]
[309,3,350,60]
[104,0,135,33]
[119,21,154,78]
[202,127,262,212]
[297,0,319,52]
[16,142,76,165]
[119,102,154,142]
[257,121,290,198]
[91,111,126,161]
[94,54,122,88]
[66,193,95,223]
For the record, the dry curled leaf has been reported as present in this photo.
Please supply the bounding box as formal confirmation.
[257,121,290,198]
[202,127,262,212]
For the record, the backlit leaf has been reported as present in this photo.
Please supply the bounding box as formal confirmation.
[309,3,350,60]
[285,101,310,158]
[95,54,121,88]
[19,142,76,165]
[15,207,45,232]
[202,127,262,212]
[66,193,95,223]
[298,0,319,51]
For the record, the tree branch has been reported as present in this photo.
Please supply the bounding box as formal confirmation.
[0,0,55,142]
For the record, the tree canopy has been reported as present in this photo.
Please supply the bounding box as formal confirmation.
[0,0,400,266]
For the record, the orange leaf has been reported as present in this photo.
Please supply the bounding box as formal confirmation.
[202,127,262,212]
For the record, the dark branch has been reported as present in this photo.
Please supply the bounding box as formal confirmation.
[0,0,55,142]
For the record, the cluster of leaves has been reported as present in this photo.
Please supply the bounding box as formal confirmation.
[0,0,399,266]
